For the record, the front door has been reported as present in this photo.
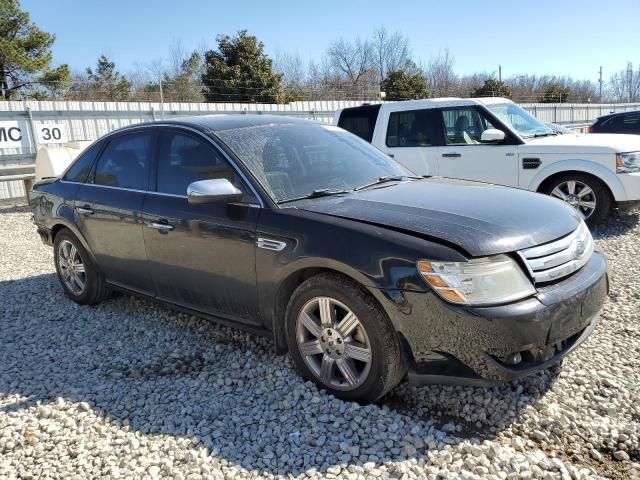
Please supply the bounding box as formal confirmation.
[74,130,155,294]
[379,108,440,176]
[437,106,519,187]
[141,128,261,324]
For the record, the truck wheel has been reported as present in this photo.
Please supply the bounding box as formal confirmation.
[543,173,611,226]
[285,273,405,403]
[53,229,110,305]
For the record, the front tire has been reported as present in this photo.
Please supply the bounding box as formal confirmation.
[53,229,109,305]
[285,273,405,403]
[543,173,611,226]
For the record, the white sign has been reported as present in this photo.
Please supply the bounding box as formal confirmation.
[36,123,68,144]
[0,121,23,149]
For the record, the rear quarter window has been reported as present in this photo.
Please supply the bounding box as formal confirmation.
[63,141,103,183]
[337,105,381,142]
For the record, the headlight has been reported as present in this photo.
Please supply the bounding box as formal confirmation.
[616,152,640,173]
[417,255,535,306]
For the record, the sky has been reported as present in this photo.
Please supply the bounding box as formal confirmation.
[20,0,640,83]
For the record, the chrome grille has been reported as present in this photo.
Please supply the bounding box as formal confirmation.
[518,222,594,283]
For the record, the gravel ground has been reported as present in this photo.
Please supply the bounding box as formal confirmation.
[0,202,638,480]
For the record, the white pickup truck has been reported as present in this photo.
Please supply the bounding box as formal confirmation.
[334,97,640,225]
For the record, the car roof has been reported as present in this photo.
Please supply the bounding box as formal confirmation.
[342,97,514,114]
[114,114,319,136]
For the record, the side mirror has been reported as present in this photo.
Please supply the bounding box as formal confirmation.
[480,128,506,143]
[187,178,243,204]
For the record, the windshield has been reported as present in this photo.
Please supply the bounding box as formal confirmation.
[485,103,554,138]
[215,123,412,202]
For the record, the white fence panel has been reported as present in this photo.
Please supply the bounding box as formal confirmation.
[2,98,640,200]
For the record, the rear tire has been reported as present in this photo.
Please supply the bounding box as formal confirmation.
[285,273,405,403]
[542,173,611,226]
[53,229,110,305]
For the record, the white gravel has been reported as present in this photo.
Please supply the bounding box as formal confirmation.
[0,202,638,480]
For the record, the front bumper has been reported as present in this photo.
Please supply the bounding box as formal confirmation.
[616,199,640,213]
[618,171,640,203]
[384,250,608,386]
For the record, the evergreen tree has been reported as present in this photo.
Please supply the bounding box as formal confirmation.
[201,31,283,103]
[0,0,71,99]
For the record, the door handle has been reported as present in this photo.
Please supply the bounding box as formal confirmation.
[387,153,395,158]
[149,221,174,231]
[442,153,461,158]
[76,206,94,215]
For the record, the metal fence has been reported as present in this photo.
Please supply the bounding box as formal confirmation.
[519,102,640,123]
[2,99,640,200]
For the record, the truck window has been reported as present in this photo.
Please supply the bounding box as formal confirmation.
[386,110,434,147]
[441,107,496,145]
[337,105,381,142]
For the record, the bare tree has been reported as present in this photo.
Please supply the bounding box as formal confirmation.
[425,49,457,97]
[326,37,373,85]
[371,26,410,81]
[273,49,307,101]
[273,49,306,87]
[607,63,640,102]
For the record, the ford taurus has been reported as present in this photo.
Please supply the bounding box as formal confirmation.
[30,115,608,403]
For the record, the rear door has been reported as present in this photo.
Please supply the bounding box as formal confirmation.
[377,108,440,176]
[74,130,155,294]
[141,127,262,324]
[437,106,519,187]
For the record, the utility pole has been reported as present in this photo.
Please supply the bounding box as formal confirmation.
[158,75,164,119]
[627,62,633,102]
[598,66,603,103]
[498,65,502,82]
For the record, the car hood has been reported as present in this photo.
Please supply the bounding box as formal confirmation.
[296,178,581,257]
[521,132,640,154]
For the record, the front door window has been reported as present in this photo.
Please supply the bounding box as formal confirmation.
[441,108,497,145]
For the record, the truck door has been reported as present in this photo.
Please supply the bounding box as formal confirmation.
[437,106,519,187]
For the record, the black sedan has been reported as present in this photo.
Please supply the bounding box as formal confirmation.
[30,115,608,403]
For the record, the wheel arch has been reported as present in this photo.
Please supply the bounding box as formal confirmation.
[527,159,626,202]
[50,221,98,266]
[270,263,391,355]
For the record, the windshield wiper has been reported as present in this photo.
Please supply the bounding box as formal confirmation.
[278,188,350,204]
[531,132,559,138]
[354,175,421,192]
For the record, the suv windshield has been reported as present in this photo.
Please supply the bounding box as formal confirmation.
[485,103,554,138]
[215,123,412,203]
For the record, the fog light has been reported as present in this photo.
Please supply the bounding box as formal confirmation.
[506,352,522,365]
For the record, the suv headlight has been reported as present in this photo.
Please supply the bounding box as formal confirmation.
[417,255,535,306]
[616,152,640,173]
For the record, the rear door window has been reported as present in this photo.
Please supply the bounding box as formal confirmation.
[622,114,640,133]
[93,132,153,190]
[386,109,436,147]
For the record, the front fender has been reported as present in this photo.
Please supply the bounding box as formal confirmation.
[526,159,627,201]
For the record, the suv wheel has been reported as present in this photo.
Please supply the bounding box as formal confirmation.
[543,173,611,226]
[54,229,110,305]
[285,273,404,403]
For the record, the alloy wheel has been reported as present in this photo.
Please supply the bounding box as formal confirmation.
[550,180,597,220]
[296,296,372,391]
[57,239,86,295]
